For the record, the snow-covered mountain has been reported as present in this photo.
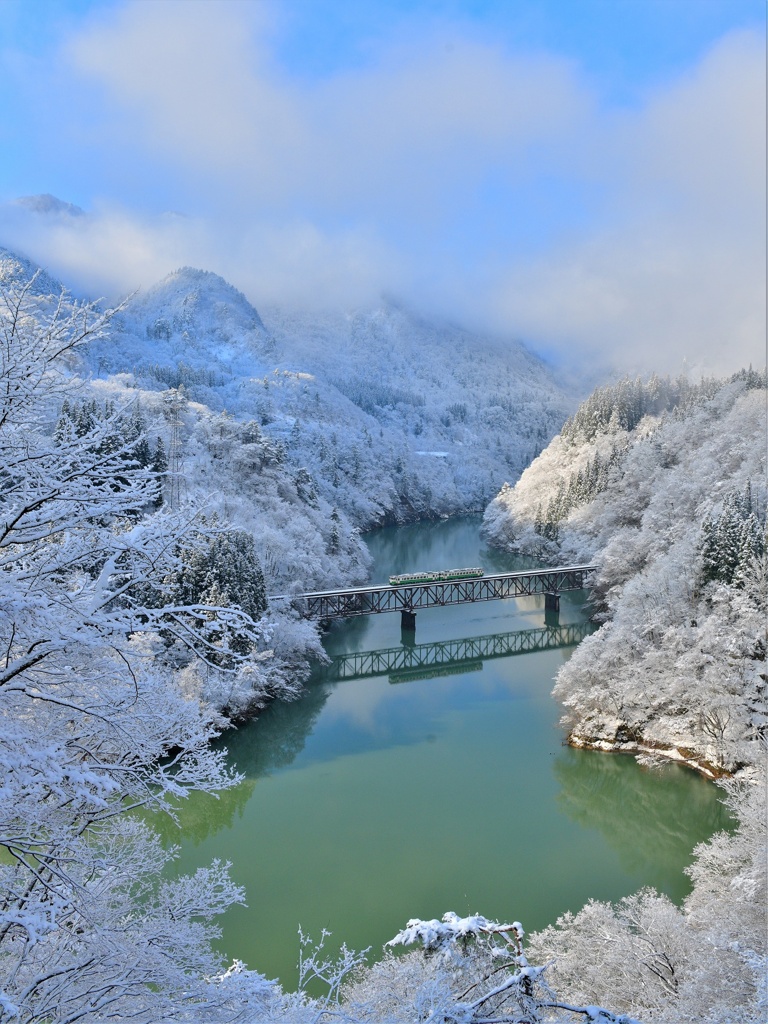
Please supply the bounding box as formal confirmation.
[98,266,273,375]
[261,298,566,465]
[13,193,86,217]
[0,241,578,596]
[81,263,575,525]
[0,244,66,298]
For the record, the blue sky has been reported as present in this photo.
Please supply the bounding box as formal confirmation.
[0,0,765,373]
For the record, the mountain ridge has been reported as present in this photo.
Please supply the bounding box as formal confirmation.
[0,242,577,526]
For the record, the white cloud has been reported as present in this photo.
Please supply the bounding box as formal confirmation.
[67,0,592,216]
[491,30,766,375]
[0,202,203,298]
[3,2,763,376]
[0,201,400,312]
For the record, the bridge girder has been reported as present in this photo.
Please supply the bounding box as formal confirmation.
[293,566,598,620]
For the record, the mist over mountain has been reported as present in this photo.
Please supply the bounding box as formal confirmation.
[14,194,86,218]
[0,241,575,526]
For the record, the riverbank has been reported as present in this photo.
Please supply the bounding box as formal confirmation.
[566,730,732,779]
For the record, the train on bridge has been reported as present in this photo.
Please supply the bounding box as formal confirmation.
[389,567,484,586]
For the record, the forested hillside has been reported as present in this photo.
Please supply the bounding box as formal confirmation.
[484,371,767,776]
[82,262,573,526]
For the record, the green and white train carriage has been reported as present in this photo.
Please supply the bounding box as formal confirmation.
[388,567,484,586]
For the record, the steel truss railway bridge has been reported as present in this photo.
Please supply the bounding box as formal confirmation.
[271,564,598,637]
[321,620,593,684]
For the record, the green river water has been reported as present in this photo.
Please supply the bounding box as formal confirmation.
[160,516,733,989]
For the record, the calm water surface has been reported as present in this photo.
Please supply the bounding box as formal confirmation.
[162,516,732,987]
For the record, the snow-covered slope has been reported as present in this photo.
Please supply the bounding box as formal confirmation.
[95,267,273,377]
[82,264,575,526]
[0,248,372,602]
[0,244,66,298]
[484,372,767,775]
[262,299,567,480]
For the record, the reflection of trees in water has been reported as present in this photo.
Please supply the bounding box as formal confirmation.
[150,781,257,846]
[157,682,334,845]
[217,678,333,780]
[365,520,461,579]
[553,748,734,880]
[322,614,375,656]
[479,540,541,574]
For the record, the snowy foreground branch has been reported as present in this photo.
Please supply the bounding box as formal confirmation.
[327,912,640,1024]
[0,278,295,1021]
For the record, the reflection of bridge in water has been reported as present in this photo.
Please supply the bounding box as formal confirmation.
[321,620,593,684]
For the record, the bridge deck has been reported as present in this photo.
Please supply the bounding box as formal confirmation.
[271,565,598,619]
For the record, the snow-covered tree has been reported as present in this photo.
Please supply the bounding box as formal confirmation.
[166,529,268,659]
[700,483,765,586]
[484,373,767,774]
[343,912,641,1023]
[0,276,281,1021]
[528,767,767,1023]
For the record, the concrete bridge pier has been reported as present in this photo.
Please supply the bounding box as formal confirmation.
[401,608,417,644]
[545,591,560,625]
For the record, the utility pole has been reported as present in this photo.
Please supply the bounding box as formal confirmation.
[163,386,187,508]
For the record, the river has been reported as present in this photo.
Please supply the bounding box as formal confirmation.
[160,516,733,989]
